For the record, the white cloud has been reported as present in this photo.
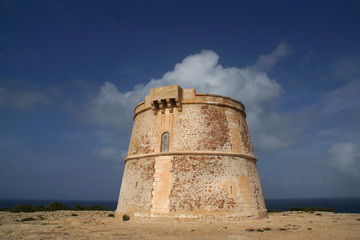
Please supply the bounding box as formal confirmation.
[88,43,291,151]
[87,82,135,131]
[93,147,127,162]
[252,42,291,72]
[321,79,360,114]
[0,87,50,110]
[329,142,360,178]
[255,133,287,151]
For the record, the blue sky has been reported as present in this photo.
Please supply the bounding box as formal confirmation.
[1,0,360,201]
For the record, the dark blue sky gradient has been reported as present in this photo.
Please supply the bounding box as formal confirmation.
[1,0,360,201]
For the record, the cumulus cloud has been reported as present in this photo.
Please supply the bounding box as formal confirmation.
[0,87,50,110]
[329,142,360,178]
[88,82,135,131]
[88,43,291,151]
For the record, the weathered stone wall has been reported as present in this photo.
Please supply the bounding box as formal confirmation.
[128,103,254,156]
[116,85,267,220]
[174,105,232,152]
[169,155,265,217]
[116,157,155,213]
[127,110,157,156]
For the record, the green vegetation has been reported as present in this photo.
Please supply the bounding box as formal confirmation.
[267,209,282,213]
[289,207,336,213]
[85,205,110,211]
[0,202,110,213]
[73,204,86,210]
[263,227,271,231]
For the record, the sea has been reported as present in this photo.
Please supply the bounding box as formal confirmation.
[0,198,359,213]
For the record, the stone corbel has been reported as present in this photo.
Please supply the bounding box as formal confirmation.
[160,99,167,114]
[167,99,173,113]
[176,100,182,112]
[150,98,182,114]
[151,100,159,115]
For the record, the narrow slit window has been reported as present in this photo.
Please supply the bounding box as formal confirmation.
[161,132,170,152]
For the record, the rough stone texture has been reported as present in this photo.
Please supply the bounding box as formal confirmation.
[127,110,157,156]
[116,85,267,220]
[116,157,155,213]
[169,155,265,218]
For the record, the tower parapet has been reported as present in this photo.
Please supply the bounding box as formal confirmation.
[116,85,267,220]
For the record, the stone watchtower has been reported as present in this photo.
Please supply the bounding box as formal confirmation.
[116,85,267,220]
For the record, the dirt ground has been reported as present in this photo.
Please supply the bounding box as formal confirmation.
[1,211,359,239]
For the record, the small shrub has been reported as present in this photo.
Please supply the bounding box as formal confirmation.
[10,204,36,213]
[268,209,282,213]
[73,204,85,210]
[108,214,115,217]
[122,214,130,221]
[279,228,287,231]
[309,207,335,212]
[1,202,110,213]
[264,227,271,231]
[316,213,322,216]
[257,229,264,232]
[85,205,109,211]
[191,230,195,232]
[246,229,255,232]
[44,202,71,211]
[289,207,307,212]
[289,207,335,213]
[308,228,312,230]
[0,207,11,212]
[71,213,78,216]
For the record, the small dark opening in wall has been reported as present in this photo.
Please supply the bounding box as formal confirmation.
[161,132,170,152]
[153,100,159,110]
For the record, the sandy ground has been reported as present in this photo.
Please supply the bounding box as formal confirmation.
[0,211,359,239]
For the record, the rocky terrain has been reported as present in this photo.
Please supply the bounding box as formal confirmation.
[1,211,359,239]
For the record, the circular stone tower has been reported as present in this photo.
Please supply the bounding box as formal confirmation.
[116,85,267,220]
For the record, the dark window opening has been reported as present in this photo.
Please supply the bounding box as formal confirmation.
[161,132,170,152]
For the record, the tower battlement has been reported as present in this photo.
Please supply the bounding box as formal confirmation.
[116,85,267,220]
